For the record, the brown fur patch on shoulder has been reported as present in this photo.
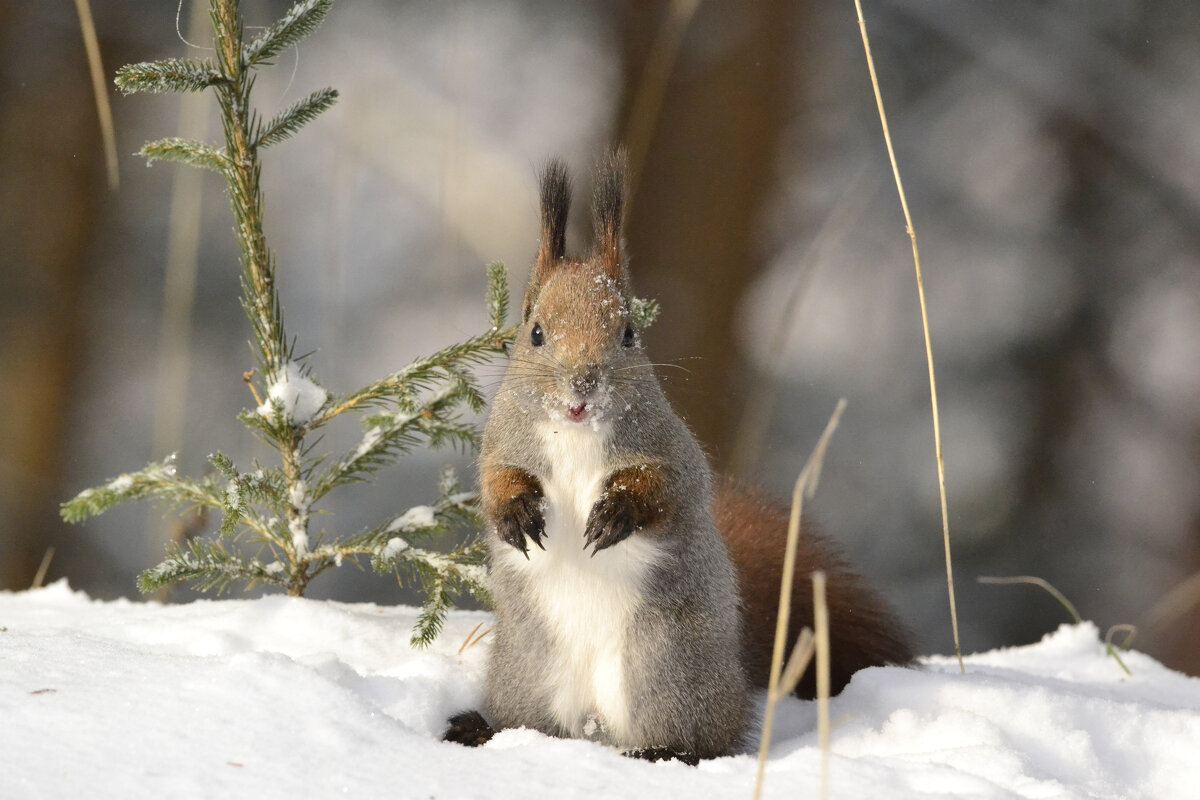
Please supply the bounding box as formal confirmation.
[482,466,542,518]
[605,463,675,530]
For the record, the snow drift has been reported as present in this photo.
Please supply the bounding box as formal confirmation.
[1,581,1197,799]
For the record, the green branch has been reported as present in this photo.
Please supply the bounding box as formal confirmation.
[61,456,222,523]
[244,0,334,67]
[255,87,339,149]
[140,138,229,173]
[67,0,508,643]
[138,538,287,594]
[115,58,224,94]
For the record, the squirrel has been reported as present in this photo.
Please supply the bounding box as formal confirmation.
[443,152,914,764]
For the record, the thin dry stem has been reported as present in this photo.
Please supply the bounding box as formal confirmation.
[752,398,846,800]
[980,575,1135,675]
[1104,624,1136,676]
[73,0,120,189]
[621,0,701,217]
[31,548,56,590]
[853,0,963,672]
[150,0,211,600]
[1145,570,1200,632]
[814,569,831,800]
[243,370,266,408]
[777,627,815,698]
[457,622,496,655]
[978,575,1082,624]
[730,169,872,477]
[458,622,484,654]
[1105,623,1136,650]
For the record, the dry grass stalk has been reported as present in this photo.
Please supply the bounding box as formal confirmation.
[31,548,56,590]
[621,0,701,215]
[978,575,1081,623]
[730,168,872,476]
[73,0,119,189]
[752,398,846,800]
[1145,571,1200,632]
[778,627,815,697]
[980,574,1135,676]
[814,569,831,800]
[457,622,496,655]
[149,0,211,599]
[853,0,963,672]
[1105,623,1136,650]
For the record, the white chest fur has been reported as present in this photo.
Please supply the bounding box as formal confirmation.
[498,423,662,744]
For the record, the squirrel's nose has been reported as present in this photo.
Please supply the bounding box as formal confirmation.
[569,364,601,397]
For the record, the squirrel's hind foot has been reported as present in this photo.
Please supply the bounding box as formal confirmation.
[443,710,497,747]
[624,747,701,766]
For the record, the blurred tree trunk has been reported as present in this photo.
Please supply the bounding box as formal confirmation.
[0,6,110,588]
[613,0,799,470]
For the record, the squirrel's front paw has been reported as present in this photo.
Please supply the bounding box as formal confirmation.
[584,493,638,555]
[496,491,546,557]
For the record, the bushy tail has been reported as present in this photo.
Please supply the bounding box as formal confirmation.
[714,479,916,698]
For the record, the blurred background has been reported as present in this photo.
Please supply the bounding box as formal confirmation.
[3,0,1198,674]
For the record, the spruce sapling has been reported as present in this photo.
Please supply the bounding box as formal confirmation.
[60,0,513,646]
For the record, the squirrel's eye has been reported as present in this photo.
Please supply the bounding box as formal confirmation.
[530,323,544,347]
[622,325,635,348]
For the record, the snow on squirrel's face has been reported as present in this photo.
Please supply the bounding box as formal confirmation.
[506,260,653,430]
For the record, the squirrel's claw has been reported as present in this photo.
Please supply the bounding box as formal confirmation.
[584,496,636,556]
[496,491,545,557]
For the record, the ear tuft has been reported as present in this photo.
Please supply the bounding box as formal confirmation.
[526,159,573,321]
[592,148,628,283]
[539,159,571,266]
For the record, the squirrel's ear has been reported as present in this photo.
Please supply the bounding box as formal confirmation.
[592,148,629,288]
[525,159,572,321]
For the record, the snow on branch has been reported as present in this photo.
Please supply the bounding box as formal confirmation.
[140,138,230,173]
[254,88,339,149]
[243,0,334,67]
[256,361,328,428]
[137,539,287,594]
[114,58,224,95]
[61,455,222,523]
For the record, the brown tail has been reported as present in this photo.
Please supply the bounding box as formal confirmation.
[714,479,916,699]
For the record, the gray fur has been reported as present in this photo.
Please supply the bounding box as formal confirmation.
[478,157,750,758]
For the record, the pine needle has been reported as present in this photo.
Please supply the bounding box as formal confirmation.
[853,0,963,673]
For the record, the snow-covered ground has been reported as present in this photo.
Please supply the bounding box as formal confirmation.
[2,581,1197,799]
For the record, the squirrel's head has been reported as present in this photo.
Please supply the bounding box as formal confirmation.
[506,151,650,429]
